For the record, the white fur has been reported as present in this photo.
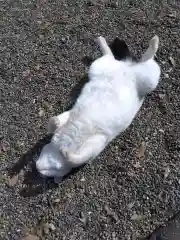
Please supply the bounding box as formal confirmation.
[36,35,161,180]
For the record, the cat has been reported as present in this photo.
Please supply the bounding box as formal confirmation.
[36,35,161,182]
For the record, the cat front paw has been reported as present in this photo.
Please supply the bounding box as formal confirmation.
[47,116,61,134]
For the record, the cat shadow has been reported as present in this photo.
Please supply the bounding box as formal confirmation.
[69,73,89,106]
[8,135,51,196]
[8,134,86,197]
[8,72,89,197]
[20,164,85,197]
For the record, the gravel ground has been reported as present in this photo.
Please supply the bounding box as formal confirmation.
[1,0,180,239]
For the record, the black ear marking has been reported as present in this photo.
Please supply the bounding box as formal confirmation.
[109,37,137,62]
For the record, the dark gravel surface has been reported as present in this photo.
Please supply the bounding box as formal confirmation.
[1,0,180,239]
[148,211,180,240]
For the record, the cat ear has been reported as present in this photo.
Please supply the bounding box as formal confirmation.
[60,134,107,168]
[95,36,114,56]
[141,35,159,62]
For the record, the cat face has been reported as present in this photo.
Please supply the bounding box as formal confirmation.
[36,143,71,177]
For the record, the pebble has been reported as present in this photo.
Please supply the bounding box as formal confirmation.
[105,205,119,222]
[159,93,165,99]
[80,177,85,182]
[131,213,145,221]
[169,56,175,66]
[164,73,169,78]
[38,109,45,117]
[43,223,56,234]
[164,166,170,179]
[79,212,88,226]
[61,37,66,43]
[53,198,60,203]
[127,202,135,209]
[8,175,19,187]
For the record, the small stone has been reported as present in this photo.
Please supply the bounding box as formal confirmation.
[34,64,41,71]
[127,202,135,209]
[164,166,170,179]
[38,109,45,117]
[159,129,164,133]
[158,93,165,99]
[42,101,52,111]
[167,68,173,73]
[105,205,119,222]
[39,34,44,39]
[79,212,88,225]
[53,198,60,203]
[22,70,30,77]
[164,73,169,78]
[8,175,19,187]
[168,12,176,18]
[15,141,24,150]
[32,99,37,104]
[48,223,56,231]
[136,141,146,159]
[0,142,8,153]
[43,223,56,234]
[131,213,145,221]
[169,56,175,66]
[80,177,85,182]
[134,162,141,168]
[37,20,42,25]
[149,151,153,156]
[61,37,66,43]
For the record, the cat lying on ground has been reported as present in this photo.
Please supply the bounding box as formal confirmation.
[36,35,161,182]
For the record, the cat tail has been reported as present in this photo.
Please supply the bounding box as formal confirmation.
[140,35,159,62]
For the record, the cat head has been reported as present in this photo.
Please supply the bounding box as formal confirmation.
[36,142,71,178]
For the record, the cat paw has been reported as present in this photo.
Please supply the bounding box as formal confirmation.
[61,149,82,166]
[47,116,61,134]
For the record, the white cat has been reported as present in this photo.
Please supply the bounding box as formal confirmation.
[36,35,161,182]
